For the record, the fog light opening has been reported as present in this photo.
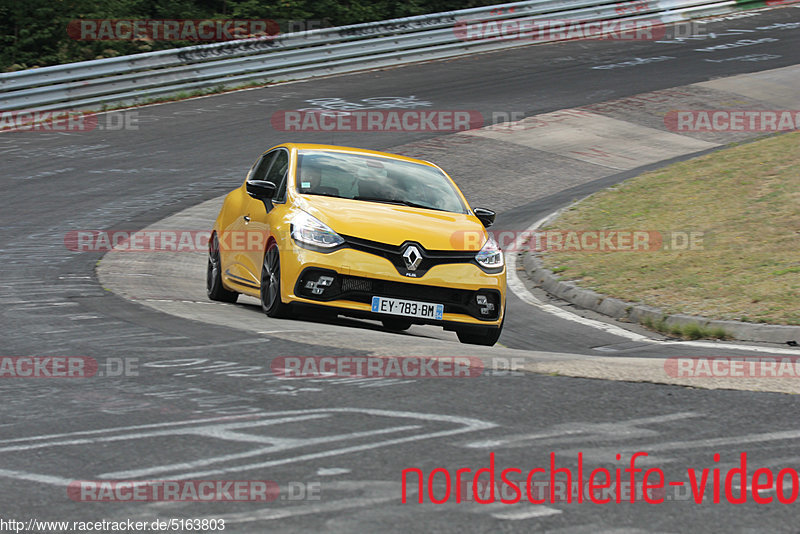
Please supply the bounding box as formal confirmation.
[476,294,496,316]
[306,274,336,295]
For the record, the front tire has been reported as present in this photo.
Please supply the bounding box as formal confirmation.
[260,242,293,318]
[207,233,238,303]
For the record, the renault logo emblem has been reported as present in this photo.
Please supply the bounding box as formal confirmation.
[402,244,422,271]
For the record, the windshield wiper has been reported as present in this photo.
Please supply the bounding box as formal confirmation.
[353,195,404,205]
[353,196,445,211]
[397,200,447,212]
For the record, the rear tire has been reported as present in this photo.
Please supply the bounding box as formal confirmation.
[381,318,413,331]
[207,233,238,303]
[260,242,293,318]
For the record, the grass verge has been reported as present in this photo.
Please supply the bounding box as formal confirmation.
[98,79,276,111]
[640,316,731,340]
[540,131,800,332]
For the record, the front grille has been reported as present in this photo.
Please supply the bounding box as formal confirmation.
[345,276,465,306]
[341,277,373,293]
[341,235,477,277]
[295,268,500,321]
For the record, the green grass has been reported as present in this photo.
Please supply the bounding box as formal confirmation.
[541,131,800,328]
[641,316,731,340]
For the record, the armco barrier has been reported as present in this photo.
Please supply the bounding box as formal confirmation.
[0,0,771,111]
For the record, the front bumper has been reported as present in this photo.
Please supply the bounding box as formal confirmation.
[282,245,505,327]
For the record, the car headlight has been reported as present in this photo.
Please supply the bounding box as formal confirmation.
[475,236,504,269]
[290,211,344,248]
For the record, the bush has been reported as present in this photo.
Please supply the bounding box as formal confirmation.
[1,0,499,70]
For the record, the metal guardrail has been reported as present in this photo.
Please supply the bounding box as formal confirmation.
[0,0,765,111]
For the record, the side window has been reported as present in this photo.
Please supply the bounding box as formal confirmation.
[249,153,275,181]
[266,150,290,202]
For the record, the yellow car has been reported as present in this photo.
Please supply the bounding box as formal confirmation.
[207,143,506,345]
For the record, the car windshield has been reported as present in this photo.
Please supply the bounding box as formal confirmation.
[295,150,468,214]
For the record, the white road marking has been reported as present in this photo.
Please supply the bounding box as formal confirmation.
[202,481,399,523]
[152,423,491,480]
[462,412,703,450]
[137,340,269,351]
[0,469,74,486]
[505,214,649,342]
[624,429,800,453]
[0,415,331,454]
[0,408,496,486]
[100,424,423,479]
[490,506,563,520]
[733,484,775,494]
[317,467,351,476]
[571,429,800,463]
[0,413,262,445]
[257,330,309,334]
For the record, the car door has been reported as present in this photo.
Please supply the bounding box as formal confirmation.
[241,148,290,284]
[222,152,275,289]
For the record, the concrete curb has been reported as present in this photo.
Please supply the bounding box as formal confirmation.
[521,247,800,346]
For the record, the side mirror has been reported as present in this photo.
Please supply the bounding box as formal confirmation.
[473,207,495,228]
[246,180,277,199]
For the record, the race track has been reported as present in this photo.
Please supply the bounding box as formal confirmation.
[2,6,800,532]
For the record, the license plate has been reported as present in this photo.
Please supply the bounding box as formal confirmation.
[371,296,443,320]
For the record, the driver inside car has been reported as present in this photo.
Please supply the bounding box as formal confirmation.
[300,166,339,197]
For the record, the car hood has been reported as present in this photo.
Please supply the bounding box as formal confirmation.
[296,195,487,251]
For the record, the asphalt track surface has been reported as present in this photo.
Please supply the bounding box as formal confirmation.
[2,6,800,532]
